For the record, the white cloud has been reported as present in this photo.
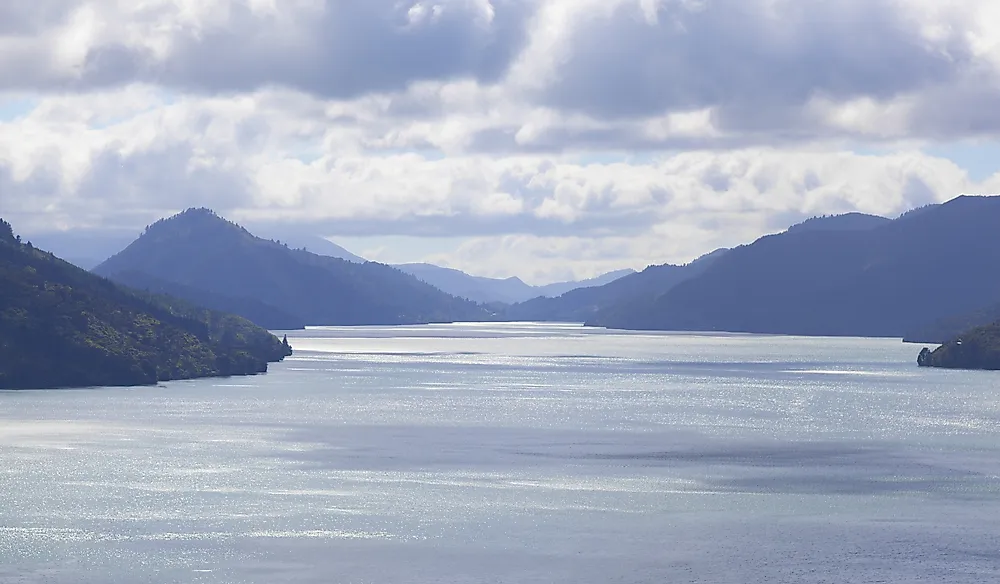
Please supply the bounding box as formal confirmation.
[2,1,1000,281]
[3,86,993,281]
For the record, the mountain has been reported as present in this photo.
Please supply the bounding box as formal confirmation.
[94,209,492,328]
[534,269,637,298]
[501,251,726,323]
[395,263,536,304]
[108,269,307,331]
[394,263,637,305]
[593,196,1000,337]
[20,229,141,270]
[917,321,1000,370]
[252,230,367,263]
[0,219,291,390]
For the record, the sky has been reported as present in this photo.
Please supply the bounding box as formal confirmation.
[1,0,999,285]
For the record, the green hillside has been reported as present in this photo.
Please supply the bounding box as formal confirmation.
[917,321,1000,370]
[0,219,292,390]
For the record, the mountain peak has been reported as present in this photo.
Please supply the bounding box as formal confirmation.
[177,207,219,219]
[140,208,251,242]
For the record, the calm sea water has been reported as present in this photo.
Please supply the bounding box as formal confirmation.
[2,323,999,583]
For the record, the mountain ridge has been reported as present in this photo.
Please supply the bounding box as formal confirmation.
[592,195,1000,337]
[395,263,636,305]
[501,250,728,323]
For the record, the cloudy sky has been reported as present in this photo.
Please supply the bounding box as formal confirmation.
[1,0,999,283]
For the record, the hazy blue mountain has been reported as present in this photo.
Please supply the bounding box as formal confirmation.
[534,269,637,298]
[0,218,291,389]
[252,230,367,263]
[593,196,1000,337]
[19,229,141,270]
[395,263,637,304]
[94,209,492,328]
[395,263,534,304]
[24,224,368,269]
[501,252,726,323]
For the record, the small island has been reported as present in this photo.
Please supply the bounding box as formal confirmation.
[0,219,292,390]
[917,321,1000,371]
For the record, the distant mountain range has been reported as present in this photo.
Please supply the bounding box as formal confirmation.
[0,218,291,389]
[20,229,141,271]
[250,229,367,264]
[394,263,636,305]
[590,196,1000,338]
[29,195,1000,346]
[499,250,727,323]
[28,221,637,306]
[94,209,493,329]
[155,222,640,304]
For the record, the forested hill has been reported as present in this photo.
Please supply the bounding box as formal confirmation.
[918,321,1000,370]
[594,195,1000,337]
[94,209,493,328]
[0,219,292,390]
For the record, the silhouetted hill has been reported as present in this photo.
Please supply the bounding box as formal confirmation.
[594,196,1000,337]
[396,263,636,304]
[0,219,291,390]
[94,209,492,327]
[918,321,1000,370]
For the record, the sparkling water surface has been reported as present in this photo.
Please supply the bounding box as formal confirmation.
[2,323,1000,583]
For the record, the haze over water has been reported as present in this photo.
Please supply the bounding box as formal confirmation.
[2,323,999,583]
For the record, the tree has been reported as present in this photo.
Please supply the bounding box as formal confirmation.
[0,220,14,244]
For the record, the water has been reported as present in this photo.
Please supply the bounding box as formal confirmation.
[2,323,999,583]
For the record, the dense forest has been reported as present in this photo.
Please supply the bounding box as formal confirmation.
[918,322,1000,370]
[0,219,292,389]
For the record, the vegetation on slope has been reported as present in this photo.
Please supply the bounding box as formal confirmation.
[0,219,292,390]
[918,321,1000,370]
